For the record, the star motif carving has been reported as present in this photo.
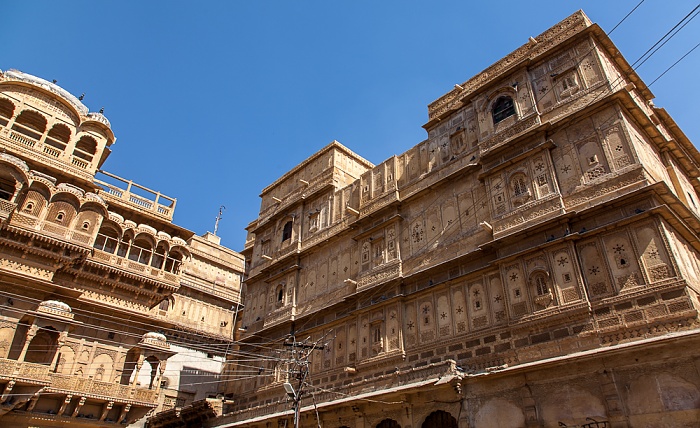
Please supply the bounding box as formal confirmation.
[456,306,463,314]
[422,305,430,314]
[390,312,396,319]
[494,295,502,303]
[561,165,571,173]
[612,244,625,254]
[510,273,518,281]
[589,266,600,275]
[440,312,447,319]
[473,289,480,296]
[535,163,545,172]
[407,321,414,330]
[350,339,355,345]
[557,256,568,266]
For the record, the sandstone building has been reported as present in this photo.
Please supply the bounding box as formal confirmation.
[216,11,700,428]
[0,69,244,426]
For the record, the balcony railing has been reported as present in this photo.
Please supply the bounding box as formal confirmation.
[94,170,176,221]
[46,373,158,405]
[0,358,51,383]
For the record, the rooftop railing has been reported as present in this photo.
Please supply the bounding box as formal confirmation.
[94,170,176,221]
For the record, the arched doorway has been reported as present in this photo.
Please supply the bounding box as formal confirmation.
[25,326,59,364]
[377,419,401,428]
[422,410,457,428]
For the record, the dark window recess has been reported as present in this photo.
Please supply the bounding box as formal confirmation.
[282,221,293,241]
[492,96,516,124]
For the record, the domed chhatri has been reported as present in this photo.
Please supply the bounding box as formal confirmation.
[37,300,74,319]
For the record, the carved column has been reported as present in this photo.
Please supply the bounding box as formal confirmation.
[99,401,114,421]
[130,354,145,386]
[58,394,73,416]
[71,396,87,417]
[17,324,39,362]
[50,330,69,369]
[117,404,131,424]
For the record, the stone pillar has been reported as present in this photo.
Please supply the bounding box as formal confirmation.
[17,325,38,362]
[117,404,131,424]
[130,354,145,386]
[459,395,471,428]
[598,370,629,428]
[99,401,114,422]
[58,394,73,416]
[71,396,87,417]
[50,330,69,369]
[520,385,539,428]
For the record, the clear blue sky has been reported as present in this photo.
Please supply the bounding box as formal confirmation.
[2,1,699,251]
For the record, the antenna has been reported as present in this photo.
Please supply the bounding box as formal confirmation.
[213,205,226,236]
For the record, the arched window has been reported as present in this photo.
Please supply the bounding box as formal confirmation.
[73,135,97,162]
[422,411,458,428]
[534,274,549,296]
[164,249,184,274]
[0,178,14,201]
[0,98,15,127]
[492,96,516,124]
[45,124,71,152]
[511,174,528,197]
[281,220,293,242]
[377,420,401,428]
[129,237,153,265]
[151,242,167,269]
[12,110,47,141]
[25,327,60,365]
[531,271,553,309]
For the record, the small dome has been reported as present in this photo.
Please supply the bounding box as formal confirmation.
[39,300,71,313]
[142,332,167,342]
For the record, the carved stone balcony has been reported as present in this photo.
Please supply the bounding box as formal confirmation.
[89,249,181,291]
[46,373,158,406]
[0,359,51,384]
[263,305,296,329]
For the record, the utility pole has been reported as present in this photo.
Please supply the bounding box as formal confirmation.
[282,335,324,428]
[213,205,225,236]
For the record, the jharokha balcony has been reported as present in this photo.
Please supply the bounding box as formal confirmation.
[0,303,174,425]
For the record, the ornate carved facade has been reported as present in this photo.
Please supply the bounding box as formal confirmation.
[215,11,700,428]
[0,69,244,427]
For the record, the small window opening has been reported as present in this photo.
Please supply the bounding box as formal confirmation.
[492,96,516,124]
[535,275,549,296]
[513,176,528,196]
[82,221,90,230]
[56,212,65,222]
[277,288,284,302]
[281,220,293,242]
[24,202,34,212]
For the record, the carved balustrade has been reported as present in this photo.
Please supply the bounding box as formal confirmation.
[0,359,51,383]
[90,249,181,289]
[47,373,158,405]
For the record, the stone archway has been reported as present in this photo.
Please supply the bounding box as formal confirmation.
[376,419,401,428]
[422,410,457,428]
